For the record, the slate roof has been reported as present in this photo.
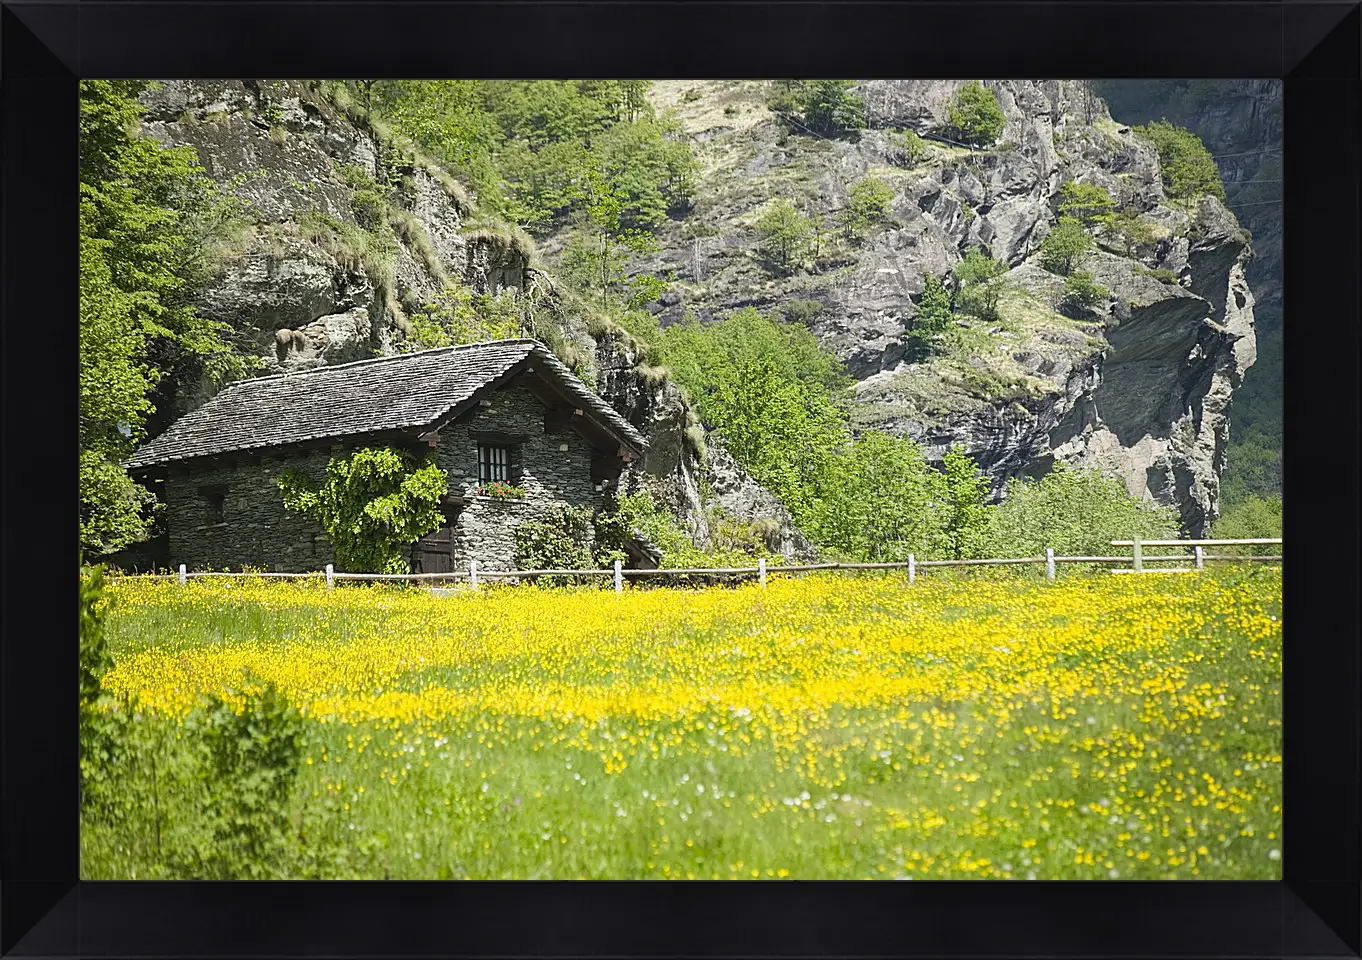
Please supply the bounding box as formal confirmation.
[125,339,647,470]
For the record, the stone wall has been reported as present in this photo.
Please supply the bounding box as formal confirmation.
[163,447,334,573]
[436,381,606,572]
[162,376,614,573]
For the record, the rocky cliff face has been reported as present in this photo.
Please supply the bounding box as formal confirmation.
[559,80,1259,534]
[135,79,809,558]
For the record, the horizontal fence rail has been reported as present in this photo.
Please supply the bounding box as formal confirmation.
[105,539,1282,590]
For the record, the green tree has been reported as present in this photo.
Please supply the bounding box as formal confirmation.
[1057,181,1117,227]
[981,461,1179,561]
[1212,494,1282,540]
[1136,120,1226,200]
[376,80,504,204]
[561,161,661,307]
[705,355,849,521]
[1059,270,1110,315]
[796,80,866,135]
[754,198,813,275]
[910,273,955,355]
[79,80,250,556]
[595,114,698,229]
[952,249,1007,322]
[806,432,945,561]
[938,445,992,559]
[1038,217,1094,275]
[947,82,1007,147]
[838,177,896,242]
[651,308,853,525]
[277,447,448,573]
[1111,208,1159,256]
[893,128,927,165]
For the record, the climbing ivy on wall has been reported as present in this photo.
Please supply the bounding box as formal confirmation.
[277,447,448,574]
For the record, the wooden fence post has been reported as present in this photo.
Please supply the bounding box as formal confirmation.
[469,559,479,590]
[325,564,334,588]
[758,557,767,589]
[614,559,623,595]
[1045,548,1055,582]
[907,554,916,585]
[178,564,186,586]
[1132,538,1143,573]
[1194,545,1204,570]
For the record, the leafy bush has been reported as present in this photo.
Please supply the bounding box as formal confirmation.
[1135,120,1225,200]
[1038,217,1094,275]
[278,447,448,573]
[839,177,896,241]
[1212,494,1282,540]
[1059,270,1110,314]
[1134,265,1180,285]
[892,128,927,165]
[980,461,1179,562]
[1057,181,1117,227]
[404,282,522,351]
[1111,208,1159,255]
[596,486,780,575]
[80,565,117,812]
[513,505,596,584]
[952,249,1007,322]
[783,298,824,326]
[754,198,814,275]
[178,678,305,879]
[795,80,865,135]
[947,82,1006,147]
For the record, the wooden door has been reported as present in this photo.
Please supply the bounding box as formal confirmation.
[413,525,455,574]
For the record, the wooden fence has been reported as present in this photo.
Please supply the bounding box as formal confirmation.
[111,538,1281,592]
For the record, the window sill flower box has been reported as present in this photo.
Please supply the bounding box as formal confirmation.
[476,481,527,501]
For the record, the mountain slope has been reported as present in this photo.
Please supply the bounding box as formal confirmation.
[541,80,1257,534]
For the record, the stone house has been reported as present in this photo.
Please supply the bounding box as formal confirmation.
[123,339,649,573]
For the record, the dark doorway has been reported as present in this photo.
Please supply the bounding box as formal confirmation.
[413,526,455,573]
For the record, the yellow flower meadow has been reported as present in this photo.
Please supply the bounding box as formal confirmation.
[91,567,1282,880]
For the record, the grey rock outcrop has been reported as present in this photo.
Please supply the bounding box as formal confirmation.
[596,80,1259,534]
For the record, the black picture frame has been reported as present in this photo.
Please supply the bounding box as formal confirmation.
[4,2,1357,956]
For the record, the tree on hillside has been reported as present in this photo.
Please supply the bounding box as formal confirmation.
[952,249,1007,322]
[1057,181,1117,227]
[947,82,1007,148]
[838,177,896,243]
[795,80,866,136]
[754,198,814,275]
[909,273,955,356]
[1038,217,1095,276]
[79,80,251,556]
[561,161,661,308]
[704,355,849,522]
[1136,120,1226,200]
[650,308,853,526]
[1211,494,1282,541]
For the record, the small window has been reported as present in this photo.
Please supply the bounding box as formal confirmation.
[478,444,511,484]
[199,485,227,524]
